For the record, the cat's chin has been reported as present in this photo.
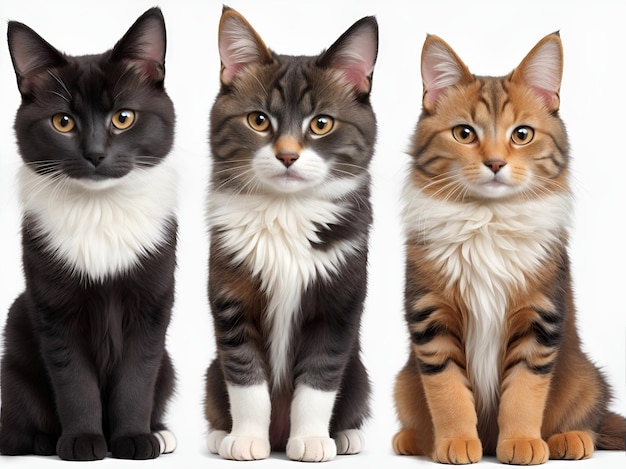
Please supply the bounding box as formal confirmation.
[72,175,128,191]
[261,174,322,194]
[470,181,524,200]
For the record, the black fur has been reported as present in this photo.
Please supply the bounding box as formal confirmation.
[0,8,177,460]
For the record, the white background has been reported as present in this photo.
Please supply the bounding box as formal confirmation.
[0,0,624,467]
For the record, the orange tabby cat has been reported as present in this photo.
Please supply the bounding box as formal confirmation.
[393,32,625,465]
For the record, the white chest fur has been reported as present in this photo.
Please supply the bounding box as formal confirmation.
[19,162,178,281]
[402,187,572,413]
[209,187,363,389]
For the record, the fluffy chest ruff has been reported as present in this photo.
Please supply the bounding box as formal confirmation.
[402,187,572,412]
[18,162,178,281]
[209,186,364,389]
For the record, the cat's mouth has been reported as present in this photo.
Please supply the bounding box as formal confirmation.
[475,176,522,199]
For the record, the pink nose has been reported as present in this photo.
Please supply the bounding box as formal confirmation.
[276,152,299,168]
[484,158,506,174]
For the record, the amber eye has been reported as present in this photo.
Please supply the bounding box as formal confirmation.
[452,125,477,144]
[111,110,136,130]
[51,113,76,133]
[511,126,534,145]
[247,112,271,132]
[309,115,335,136]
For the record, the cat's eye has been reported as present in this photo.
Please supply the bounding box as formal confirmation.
[511,126,534,145]
[452,125,477,144]
[247,112,271,132]
[111,110,136,130]
[51,113,76,133]
[309,115,335,136]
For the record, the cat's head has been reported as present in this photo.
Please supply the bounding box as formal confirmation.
[210,6,378,197]
[409,32,569,202]
[7,7,175,187]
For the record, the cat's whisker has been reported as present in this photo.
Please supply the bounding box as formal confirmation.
[46,69,72,101]
[48,90,70,103]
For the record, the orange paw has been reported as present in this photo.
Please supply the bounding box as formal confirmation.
[392,429,422,455]
[433,437,482,464]
[547,431,594,460]
[497,438,549,465]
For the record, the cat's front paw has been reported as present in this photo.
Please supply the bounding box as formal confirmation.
[111,434,161,459]
[433,437,482,464]
[335,429,364,455]
[218,434,270,460]
[547,431,594,460]
[287,436,337,462]
[497,438,548,465]
[56,434,107,461]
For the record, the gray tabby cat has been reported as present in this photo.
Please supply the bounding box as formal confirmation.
[204,6,378,462]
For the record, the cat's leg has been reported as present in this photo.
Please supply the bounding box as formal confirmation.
[107,344,170,459]
[420,364,483,463]
[39,338,107,460]
[392,356,433,456]
[149,351,177,455]
[2,297,106,460]
[0,295,60,456]
[331,348,370,455]
[286,384,337,462]
[217,382,272,460]
[206,268,272,460]
[496,305,561,465]
[204,354,271,460]
[496,366,551,464]
[204,358,231,453]
[405,300,482,463]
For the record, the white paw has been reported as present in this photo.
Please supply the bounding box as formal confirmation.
[286,436,337,462]
[206,430,227,454]
[335,429,364,455]
[218,434,270,460]
[153,430,177,454]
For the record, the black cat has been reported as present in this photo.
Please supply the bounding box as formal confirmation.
[0,8,178,461]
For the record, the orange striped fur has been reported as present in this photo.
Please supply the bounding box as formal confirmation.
[393,33,625,465]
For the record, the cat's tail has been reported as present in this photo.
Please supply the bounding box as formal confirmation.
[596,411,625,450]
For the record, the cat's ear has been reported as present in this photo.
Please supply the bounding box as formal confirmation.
[421,35,473,112]
[7,21,67,96]
[218,6,273,85]
[318,16,379,94]
[110,7,167,83]
[511,32,563,111]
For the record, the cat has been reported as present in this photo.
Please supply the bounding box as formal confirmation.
[392,32,626,465]
[203,6,378,462]
[0,7,178,461]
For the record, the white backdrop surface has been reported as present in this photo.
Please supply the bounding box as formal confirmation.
[0,0,624,467]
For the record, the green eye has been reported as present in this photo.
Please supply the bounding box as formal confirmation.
[112,109,136,130]
[51,113,75,133]
[310,115,334,136]
[247,112,271,132]
[511,126,534,145]
[452,125,477,144]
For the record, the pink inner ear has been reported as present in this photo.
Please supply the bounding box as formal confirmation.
[340,62,373,93]
[531,86,560,110]
[328,25,377,93]
[218,14,270,85]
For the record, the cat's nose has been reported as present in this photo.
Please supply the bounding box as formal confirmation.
[84,153,106,167]
[276,152,299,168]
[484,158,507,174]
[274,136,302,168]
